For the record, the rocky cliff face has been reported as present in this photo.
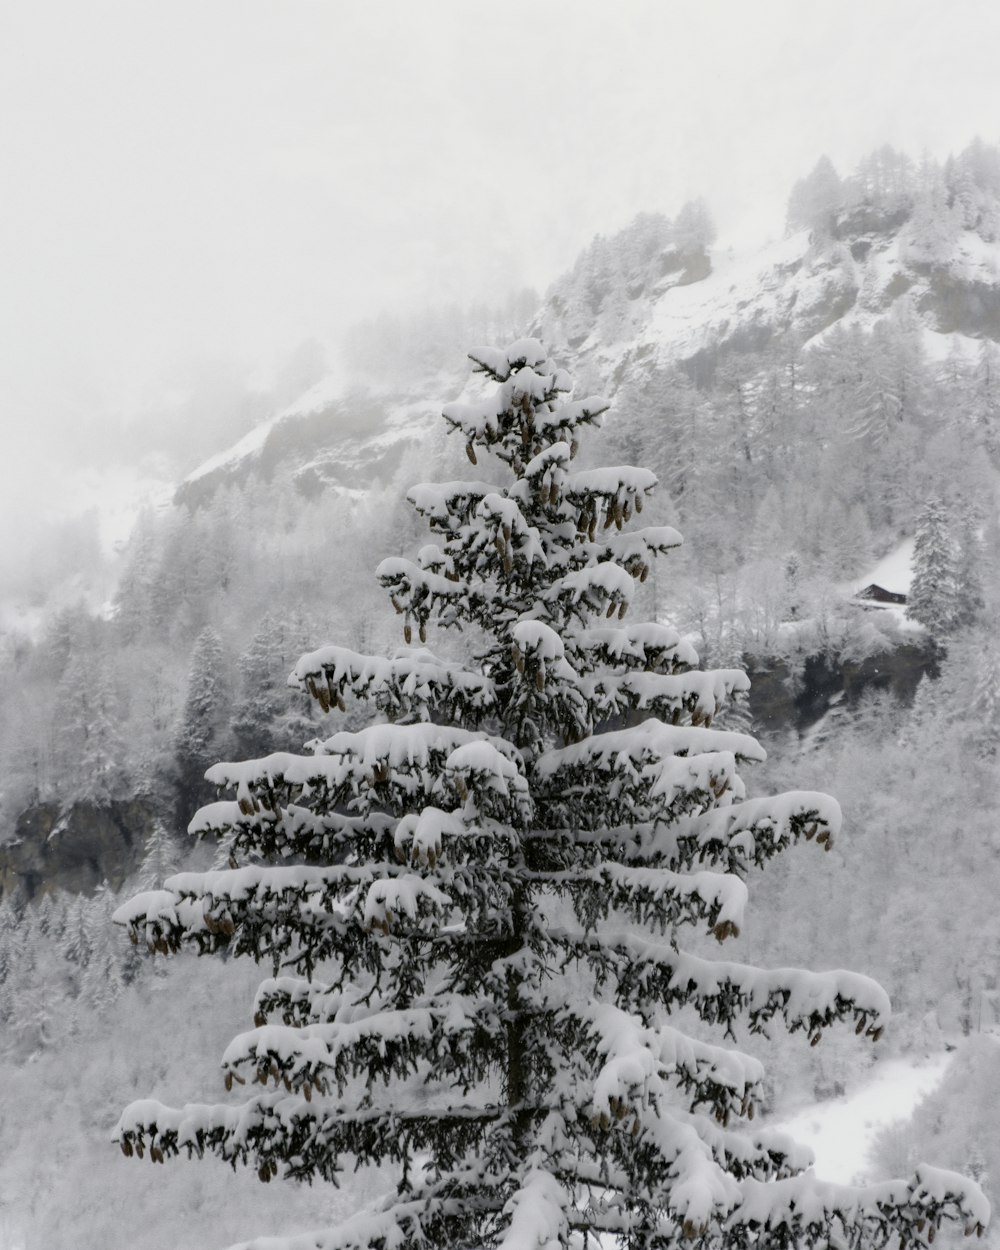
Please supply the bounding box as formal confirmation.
[0,800,153,901]
[174,376,438,510]
[177,200,1000,505]
[538,211,1000,394]
[748,641,937,736]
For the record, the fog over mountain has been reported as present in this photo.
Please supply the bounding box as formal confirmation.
[3,7,1000,1249]
[3,1,1000,552]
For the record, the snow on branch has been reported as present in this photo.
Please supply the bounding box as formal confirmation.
[113,861,453,968]
[570,621,700,673]
[583,668,750,729]
[407,479,503,529]
[585,1002,764,1127]
[560,465,659,547]
[537,861,747,940]
[553,560,636,620]
[728,1166,989,1250]
[252,977,367,1028]
[468,339,557,383]
[497,1167,569,1250]
[376,557,477,642]
[605,935,891,1041]
[514,441,572,508]
[290,644,497,724]
[188,800,395,864]
[539,717,764,774]
[393,804,468,869]
[115,1094,504,1186]
[535,719,764,829]
[646,790,844,873]
[221,994,500,1100]
[603,524,683,581]
[203,724,529,824]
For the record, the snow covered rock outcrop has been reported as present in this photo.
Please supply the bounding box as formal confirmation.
[540,211,1000,390]
[181,179,1000,510]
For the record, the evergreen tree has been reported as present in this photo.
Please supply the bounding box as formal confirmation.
[231,612,314,758]
[135,819,183,894]
[953,506,985,631]
[672,196,716,259]
[173,626,229,812]
[908,499,961,639]
[115,342,986,1248]
[785,155,843,235]
[113,506,161,644]
[967,639,1000,758]
[81,881,124,1013]
[971,340,1000,461]
[899,672,940,749]
[54,653,124,806]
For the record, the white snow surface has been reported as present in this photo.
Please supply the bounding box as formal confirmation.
[773,1051,953,1184]
[847,538,916,597]
[636,234,812,366]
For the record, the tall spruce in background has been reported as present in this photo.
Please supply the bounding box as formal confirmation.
[115,342,986,1249]
[909,499,961,639]
[173,625,229,812]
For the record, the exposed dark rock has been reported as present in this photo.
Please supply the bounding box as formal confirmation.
[882,271,914,303]
[747,642,936,736]
[0,799,155,902]
[675,252,712,286]
[834,203,912,238]
[918,269,1000,339]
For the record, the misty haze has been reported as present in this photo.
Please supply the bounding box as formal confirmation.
[1,3,999,1248]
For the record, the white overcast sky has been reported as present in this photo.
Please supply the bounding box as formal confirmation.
[1,0,999,485]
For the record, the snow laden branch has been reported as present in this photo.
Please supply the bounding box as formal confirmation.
[206,723,529,822]
[116,338,987,1249]
[570,621,700,673]
[552,930,893,1043]
[188,800,396,864]
[290,645,496,725]
[534,719,764,830]
[543,790,843,876]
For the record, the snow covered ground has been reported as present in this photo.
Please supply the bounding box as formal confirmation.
[772,1051,953,1183]
[846,538,916,599]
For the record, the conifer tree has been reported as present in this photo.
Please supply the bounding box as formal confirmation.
[115,341,987,1249]
[135,819,183,895]
[81,881,124,1013]
[55,653,124,806]
[967,639,1000,758]
[174,625,229,812]
[953,506,985,631]
[231,613,315,758]
[909,499,961,639]
[785,155,843,235]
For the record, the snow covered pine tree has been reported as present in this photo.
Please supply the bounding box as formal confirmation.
[908,498,961,639]
[115,341,988,1249]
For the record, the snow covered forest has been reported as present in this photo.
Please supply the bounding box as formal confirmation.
[2,136,1000,1248]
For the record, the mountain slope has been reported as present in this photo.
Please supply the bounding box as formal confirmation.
[180,205,1000,507]
[539,212,998,388]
